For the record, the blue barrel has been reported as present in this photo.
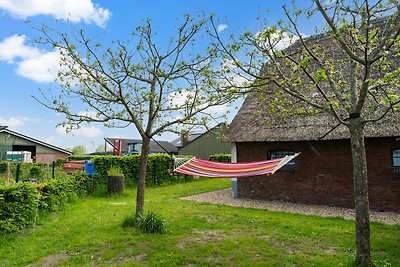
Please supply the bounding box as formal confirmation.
[85,160,95,176]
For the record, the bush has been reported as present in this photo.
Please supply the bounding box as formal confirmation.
[209,154,231,163]
[0,183,38,233]
[136,211,166,234]
[91,154,185,191]
[38,171,89,212]
[68,155,94,161]
[29,166,42,179]
[0,171,90,233]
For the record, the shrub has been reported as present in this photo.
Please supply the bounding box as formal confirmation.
[29,166,42,179]
[136,211,166,234]
[91,154,185,191]
[209,154,231,163]
[0,183,38,233]
[68,155,94,161]
[54,158,65,167]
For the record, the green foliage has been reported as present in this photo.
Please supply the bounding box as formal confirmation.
[136,211,166,234]
[107,167,123,176]
[0,171,89,233]
[0,183,38,233]
[38,172,87,212]
[0,163,7,174]
[209,153,231,162]
[54,158,65,167]
[29,166,42,179]
[92,154,185,190]
[68,155,94,161]
[71,145,87,155]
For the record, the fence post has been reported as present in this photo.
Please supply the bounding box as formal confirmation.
[52,161,55,179]
[16,163,21,183]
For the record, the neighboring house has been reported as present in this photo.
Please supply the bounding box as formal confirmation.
[177,124,231,159]
[104,137,178,155]
[228,32,400,211]
[0,126,72,163]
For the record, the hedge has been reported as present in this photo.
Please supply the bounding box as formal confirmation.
[68,155,95,161]
[209,154,231,162]
[91,154,188,190]
[0,171,89,233]
[0,183,38,232]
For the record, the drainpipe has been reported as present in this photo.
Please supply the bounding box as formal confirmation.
[231,142,238,198]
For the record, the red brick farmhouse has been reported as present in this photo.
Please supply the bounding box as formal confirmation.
[228,33,400,212]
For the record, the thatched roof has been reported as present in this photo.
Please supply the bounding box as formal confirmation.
[229,94,400,142]
[229,21,400,142]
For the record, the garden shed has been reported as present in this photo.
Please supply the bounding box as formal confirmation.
[228,28,400,212]
[0,126,72,163]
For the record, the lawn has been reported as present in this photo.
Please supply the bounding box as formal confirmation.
[0,178,399,266]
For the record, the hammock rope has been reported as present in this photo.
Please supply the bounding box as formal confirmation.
[174,153,300,178]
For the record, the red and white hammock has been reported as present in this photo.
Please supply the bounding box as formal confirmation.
[174,153,300,178]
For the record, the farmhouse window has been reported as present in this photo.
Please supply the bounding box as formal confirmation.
[268,149,295,168]
[392,149,400,167]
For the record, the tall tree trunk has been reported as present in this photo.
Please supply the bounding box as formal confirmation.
[135,136,150,219]
[348,118,371,266]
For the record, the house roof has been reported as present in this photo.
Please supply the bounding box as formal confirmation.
[0,126,72,154]
[228,21,400,142]
[104,137,178,154]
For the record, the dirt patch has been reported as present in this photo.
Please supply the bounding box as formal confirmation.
[177,229,228,249]
[26,253,69,267]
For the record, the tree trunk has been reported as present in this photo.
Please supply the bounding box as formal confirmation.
[135,136,151,219]
[348,119,371,266]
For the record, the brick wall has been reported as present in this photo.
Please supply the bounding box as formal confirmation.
[236,137,400,211]
[36,153,69,163]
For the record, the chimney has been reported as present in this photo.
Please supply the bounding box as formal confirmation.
[180,131,191,146]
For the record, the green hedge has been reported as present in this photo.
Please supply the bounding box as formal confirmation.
[38,171,89,212]
[0,171,89,233]
[91,154,187,190]
[0,183,38,232]
[68,155,94,161]
[209,154,231,162]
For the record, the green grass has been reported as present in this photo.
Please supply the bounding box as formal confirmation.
[0,178,399,266]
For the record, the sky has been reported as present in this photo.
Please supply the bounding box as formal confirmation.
[0,0,319,153]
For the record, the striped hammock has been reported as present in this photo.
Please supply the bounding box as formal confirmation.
[174,153,300,178]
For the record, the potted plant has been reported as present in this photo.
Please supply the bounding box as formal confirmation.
[107,166,124,195]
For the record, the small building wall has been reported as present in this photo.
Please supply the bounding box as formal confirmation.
[178,132,231,159]
[235,137,400,211]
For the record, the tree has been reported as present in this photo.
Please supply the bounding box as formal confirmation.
[210,1,400,265]
[95,143,109,153]
[71,145,86,155]
[35,15,234,218]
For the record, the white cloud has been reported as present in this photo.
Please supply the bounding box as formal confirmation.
[0,116,41,129]
[78,110,99,119]
[56,124,103,138]
[0,0,110,27]
[256,28,304,51]
[0,35,62,83]
[217,24,228,33]
[168,90,229,117]
[220,58,252,87]
[168,90,196,107]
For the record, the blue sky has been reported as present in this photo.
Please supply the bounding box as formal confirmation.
[0,0,317,152]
